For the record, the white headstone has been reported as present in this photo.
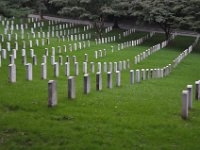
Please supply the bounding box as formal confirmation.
[130,70,134,84]
[97,62,101,73]
[25,63,32,81]
[51,56,55,65]
[136,69,140,83]
[54,62,59,77]
[90,62,95,73]
[59,55,63,66]
[187,85,193,110]
[68,76,76,99]
[33,55,37,65]
[107,72,112,89]
[41,63,47,80]
[84,74,90,94]
[83,62,87,74]
[74,62,79,76]
[48,80,57,107]
[8,64,16,83]
[195,81,200,100]
[96,72,102,91]
[182,90,189,119]
[65,62,70,76]
[109,62,112,73]
[116,71,121,87]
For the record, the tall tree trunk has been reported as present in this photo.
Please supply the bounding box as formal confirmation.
[113,16,119,29]
[39,10,44,20]
[159,23,171,40]
[165,30,170,40]
[94,16,104,39]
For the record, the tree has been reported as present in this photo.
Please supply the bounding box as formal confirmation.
[49,0,88,19]
[179,0,200,33]
[30,0,48,19]
[0,0,32,17]
[101,0,131,28]
[94,15,104,39]
[130,0,181,40]
[49,0,109,38]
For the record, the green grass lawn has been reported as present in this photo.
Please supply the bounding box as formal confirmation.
[0,17,200,150]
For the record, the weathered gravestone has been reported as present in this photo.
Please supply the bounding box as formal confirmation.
[84,74,90,94]
[68,76,76,99]
[48,80,57,107]
[182,90,189,120]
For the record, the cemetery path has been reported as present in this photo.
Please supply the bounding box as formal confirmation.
[29,14,199,37]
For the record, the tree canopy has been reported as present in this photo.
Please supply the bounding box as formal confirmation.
[0,0,199,37]
[0,0,31,17]
[102,0,131,28]
[180,0,200,33]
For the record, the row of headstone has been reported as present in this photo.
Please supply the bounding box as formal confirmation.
[94,49,107,59]
[95,36,116,45]
[105,26,113,33]
[48,19,75,27]
[173,46,193,68]
[192,36,199,47]
[135,65,172,82]
[82,60,131,74]
[48,71,123,106]
[30,25,79,37]
[2,22,29,31]
[8,62,34,82]
[181,80,200,120]
[1,16,83,37]
[7,58,132,83]
[47,67,155,107]
[29,18,76,30]
[0,40,90,62]
[136,37,197,82]
[48,25,90,35]
[123,28,136,37]
[32,21,45,29]
[134,39,171,64]
[117,32,155,51]
[66,33,92,41]
[2,20,61,32]
[52,60,131,77]
[3,41,18,51]
[46,41,90,56]
[7,59,46,82]
[0,38,49,53]
[0,35,50,48]
[138,37,196,81]
[0,33,17,42]
[83,24,94,31]
[1,29,91,42]
[49,23,76,31]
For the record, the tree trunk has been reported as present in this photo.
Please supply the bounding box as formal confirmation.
[39,11,44,20]
[94,16,104,39]
[113,17,119,29]
[159,23,171,40]
[165,30,170,40]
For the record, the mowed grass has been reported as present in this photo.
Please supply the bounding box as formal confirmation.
[0,18,200,149]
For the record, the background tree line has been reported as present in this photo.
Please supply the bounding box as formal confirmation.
[0,0,200,39]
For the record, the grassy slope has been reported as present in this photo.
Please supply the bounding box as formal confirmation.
[0,18,200,150]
